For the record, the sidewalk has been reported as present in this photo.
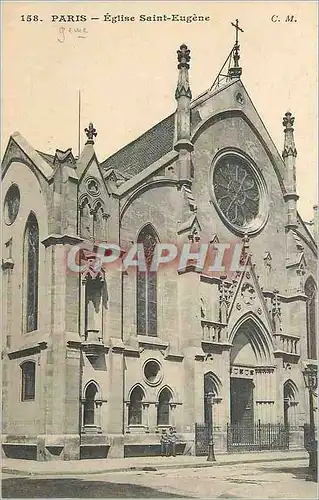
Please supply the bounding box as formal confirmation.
[2,450,308,476]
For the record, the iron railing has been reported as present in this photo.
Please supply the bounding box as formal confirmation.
[195,423,221,456]
[227,421,289,452]
[195,423,209,456]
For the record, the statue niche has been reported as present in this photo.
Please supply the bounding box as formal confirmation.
[81,252,108,356]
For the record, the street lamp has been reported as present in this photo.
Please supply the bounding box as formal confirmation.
[206,391,216,462]
[303,364,317,473]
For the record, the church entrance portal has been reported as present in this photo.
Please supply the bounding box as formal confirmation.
[227,317,288,451]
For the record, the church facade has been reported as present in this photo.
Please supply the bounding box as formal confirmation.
[1,41,317,461]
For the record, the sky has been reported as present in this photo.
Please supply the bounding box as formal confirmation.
[2,1,318,220]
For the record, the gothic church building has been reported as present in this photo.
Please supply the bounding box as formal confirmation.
[1,39,317,460]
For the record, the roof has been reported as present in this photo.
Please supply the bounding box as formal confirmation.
[100,114,175,177]
[99,80,237,178]
[36,150,55,167]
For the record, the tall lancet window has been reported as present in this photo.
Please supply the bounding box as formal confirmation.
[24,213,39,332]
[137,225,157,337]
[157,388,172,426]
[305,277,317,360]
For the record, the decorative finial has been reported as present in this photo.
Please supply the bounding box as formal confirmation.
[282,112,297,158]
[175,44,192,100]
[228,19,244,79]
[177,44,190,69]
[85,123,97,145]
[282,111,295,131]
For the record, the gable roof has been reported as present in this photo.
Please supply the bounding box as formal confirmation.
[36,150,55,167]
[1,133,54,180]
[100,114,175,178]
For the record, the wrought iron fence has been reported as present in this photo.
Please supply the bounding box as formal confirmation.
[227,422,289,452]
[195,423,210,456]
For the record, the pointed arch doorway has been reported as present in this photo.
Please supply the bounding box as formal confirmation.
[229,315,276,448]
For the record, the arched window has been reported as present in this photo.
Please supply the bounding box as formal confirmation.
[137,225,157,337]
[83,382,98,426]
[157,388,172,425]
[24,213,39,332]
[21,361,36,401]
[128,386,144,425]
[305,277,317,360]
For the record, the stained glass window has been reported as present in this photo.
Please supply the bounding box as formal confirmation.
[24,214,39,332]
[305,277,317,360]
[157,388,172,425]
[21,361,35,401]
[213,155,260,228]
[137,225,157,337]
[128,386,144,425]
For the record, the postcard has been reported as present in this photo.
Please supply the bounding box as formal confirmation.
[2,2,317,499]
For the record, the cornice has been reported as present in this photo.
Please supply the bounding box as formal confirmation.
[8,341,47,360]
[41,234,83,248]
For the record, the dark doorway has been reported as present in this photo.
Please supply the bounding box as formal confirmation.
[230,378,254,427]
[230,378,254,446]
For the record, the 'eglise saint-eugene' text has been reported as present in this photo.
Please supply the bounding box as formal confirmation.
[49,14,210,23]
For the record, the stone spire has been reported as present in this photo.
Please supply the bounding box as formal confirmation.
[228,19,243,80]
[174,44,194,183]
[282,112,298,228]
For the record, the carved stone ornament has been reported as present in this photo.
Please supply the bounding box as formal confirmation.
[85,122,97,145]
[236,92,245,105]
[81,252,105,282]
[241,282,256,305]
[263,251,272,269]
[272,290,283,332]
[86,177,100,197]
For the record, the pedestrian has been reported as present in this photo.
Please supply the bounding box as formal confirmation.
[167,427,177,457]
[160,429,169,457]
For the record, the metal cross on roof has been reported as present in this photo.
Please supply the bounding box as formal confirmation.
[231,19,244,46]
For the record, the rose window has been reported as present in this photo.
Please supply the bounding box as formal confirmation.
[211,153,267,234]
